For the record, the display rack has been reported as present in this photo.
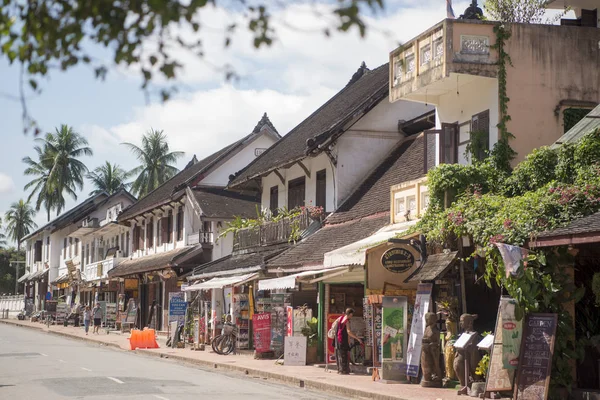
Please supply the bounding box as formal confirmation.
[233,294,250,350]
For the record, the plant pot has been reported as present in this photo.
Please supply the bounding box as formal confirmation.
[306,345,318,364]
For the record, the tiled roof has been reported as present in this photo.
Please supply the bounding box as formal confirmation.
[228,63,390,187]
[108,246,200,277]
[407,251,458,282]
[327,136,425,224]
[536,211,600,238]
[191,246,287,278]
[119,115,279,221]
[553,104,600,147]
[190,186,259,219]
[266,215,390,268]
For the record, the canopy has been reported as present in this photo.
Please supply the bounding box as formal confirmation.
[183,272,258,291]
[258,267,347,291]
[51,273,70,285]
[323,220,418,268]
[28,268,49,281]
[17,272,30,283]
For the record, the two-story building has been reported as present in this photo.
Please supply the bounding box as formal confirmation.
[388,3,600,168]
[107,114,280,331]
[22,189,136,311]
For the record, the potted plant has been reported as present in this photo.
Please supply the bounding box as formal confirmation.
[472,332,491,396]
[301,317,319,364]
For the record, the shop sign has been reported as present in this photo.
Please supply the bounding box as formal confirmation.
[168,292,187,324]
[124,278,138,290]
[252,313,271,353]
[406,283,432,377]
[381,296,408,381]
[500,297,522,369]
[381,247,415,274]
[486,298,514,393]
[284,336,307,366]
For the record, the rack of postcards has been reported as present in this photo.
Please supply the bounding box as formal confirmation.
[233,294,250,350]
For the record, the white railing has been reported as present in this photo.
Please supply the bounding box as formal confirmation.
[84,258,120,281]
[0,295,25,317]
[187,231,214,246]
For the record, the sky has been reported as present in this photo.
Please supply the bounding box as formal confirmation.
[0,0,570,242]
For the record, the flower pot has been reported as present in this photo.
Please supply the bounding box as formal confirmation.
[306,345,318,364]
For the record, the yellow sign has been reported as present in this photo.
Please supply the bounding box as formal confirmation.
[124,278,138,290]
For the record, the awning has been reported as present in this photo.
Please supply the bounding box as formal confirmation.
[51,273,70,285]
[108,246,203,278]
[323,221,418,268]
[29,268,49,281]
[17,273,30,283]
[183,273,258,291]
[258,267,347,291]
[406,251,459,282]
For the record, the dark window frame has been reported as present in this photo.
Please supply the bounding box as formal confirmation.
[269,186,279,216]
[177,207,184,242]
[287,176,306,210]
[147,218,154,248]
[315,169,326,210]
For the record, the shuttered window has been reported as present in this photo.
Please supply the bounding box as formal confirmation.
[288,177,306,210]
[470,110,490,162]
[440,123,459,164]
[316,170,326,209]
[270,186,279,216]
[147,218,154,248]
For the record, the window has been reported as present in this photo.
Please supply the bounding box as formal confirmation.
[75,238,79,256]
[470,110,490,162]
[146,218,154,248]
[63,238,68,258]
[407,195,417,217]
[287,177,306,210]
[157,218,162,246]
[440,123,458,164]
[177,207,184,242]
[46,237,49,260]
[269,186,279,216]
[395,198,405,215]
[91,241,96,263]
[316,170,326,210]
[161,216,169,245]
[167,211,173,243]
[421,192,430,213]
[125,231,130,256]
[69,237,73,258]
[34,240,42,262]
[85,244,89,265]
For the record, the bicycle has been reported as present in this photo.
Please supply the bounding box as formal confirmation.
[211,322,237,355]
[348,337,365,366]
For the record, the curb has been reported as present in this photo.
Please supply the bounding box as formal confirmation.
[1,319,410,400]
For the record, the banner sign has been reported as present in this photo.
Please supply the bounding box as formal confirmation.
[252,313,272,353]
[381,296,408,381]
[501,297,522,369]
[168,292,187,325]
[286,306,293,337]
[406,283,433,377]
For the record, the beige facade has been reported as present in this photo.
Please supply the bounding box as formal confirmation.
[389,19,600,165]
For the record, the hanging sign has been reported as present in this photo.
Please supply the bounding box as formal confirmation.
[381,296,408,381]
[252,313,272,353]
[514,314,557,400]
[501,297,522,369]
[327,314,342,363]
[168,292,187,325]
[381,247,416,273]
[406,283,433,377]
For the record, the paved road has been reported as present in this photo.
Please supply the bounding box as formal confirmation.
[0,324,343,400]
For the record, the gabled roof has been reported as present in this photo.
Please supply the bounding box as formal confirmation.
[23,188,136,241]
[189,186,259,219]
[553,104,600,147]
[228,63,390,188]
[266,136,426,269]
[119,115,279,221]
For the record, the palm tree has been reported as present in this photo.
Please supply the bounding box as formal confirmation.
[122,129,184,198]
[0,217,7,249]
[87,162,130,196]
[23,125,93,219]
[4,200,37,251]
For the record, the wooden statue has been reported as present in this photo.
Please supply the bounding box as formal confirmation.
[421,312,443,387]
[444,319,458,381]
[453,314,482,389]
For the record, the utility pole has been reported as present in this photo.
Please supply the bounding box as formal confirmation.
[11,261,26,295]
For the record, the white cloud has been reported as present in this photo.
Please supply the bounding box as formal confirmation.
[0,173,15,194]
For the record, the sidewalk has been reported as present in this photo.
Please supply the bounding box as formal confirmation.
[0,318,463,400]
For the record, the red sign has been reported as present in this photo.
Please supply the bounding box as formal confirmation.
[286,306,293,337]
[253,313,272,353]
[327,314,342,363]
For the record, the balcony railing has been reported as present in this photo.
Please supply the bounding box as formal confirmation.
[187,231,214,246]
[84,258,119,281]
[233,211,311,251]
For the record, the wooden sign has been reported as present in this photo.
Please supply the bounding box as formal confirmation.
[514,313,558,400]
[486,299,514,393]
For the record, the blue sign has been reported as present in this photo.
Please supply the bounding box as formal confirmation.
[45,292,52,301]
[168,292,187,324]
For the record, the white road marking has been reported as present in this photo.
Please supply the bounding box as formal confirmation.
[81,367,92,372]
[107,377,124,384]
[40,353,48,357]
[58,359,66,363]
[153,396,170,400]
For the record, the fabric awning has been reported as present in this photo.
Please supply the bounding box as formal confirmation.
[258,267,347,291]
[17,272,30,283]
[183,273,258,291]
[323,220,418,268]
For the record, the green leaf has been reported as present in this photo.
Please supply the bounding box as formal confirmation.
[514,304,523,321]
[28,79,37,90]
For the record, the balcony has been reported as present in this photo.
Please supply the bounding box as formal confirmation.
[187,231,214,246]
[389,19,498,104]
[233,211,311,252]
[84,258,121,281]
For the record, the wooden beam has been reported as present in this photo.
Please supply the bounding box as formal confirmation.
[273,170,285,185]
[297,161,311,179]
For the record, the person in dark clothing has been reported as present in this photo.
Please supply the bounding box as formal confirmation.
[335,308,363,374]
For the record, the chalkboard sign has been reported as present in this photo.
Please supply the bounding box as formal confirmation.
[45,300,57,314]
[56,303,69,324]
[514,313,558,400]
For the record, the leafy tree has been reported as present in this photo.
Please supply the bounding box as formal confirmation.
[0,217,6,249]
[0,0,383,133]
[123,129,184,198]
[4,200,37,251]
[22,144,58,221]
[484,0,565,23]
[87,162,130,196]
[0,248,25,295]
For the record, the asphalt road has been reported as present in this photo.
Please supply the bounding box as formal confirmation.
[0,324,343,400]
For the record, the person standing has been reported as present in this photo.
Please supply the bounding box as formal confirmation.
[335,308,363,375]
[83,306,92,335]
[92,303,103,334]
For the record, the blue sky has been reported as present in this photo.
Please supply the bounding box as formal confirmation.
[0,0,513,237]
